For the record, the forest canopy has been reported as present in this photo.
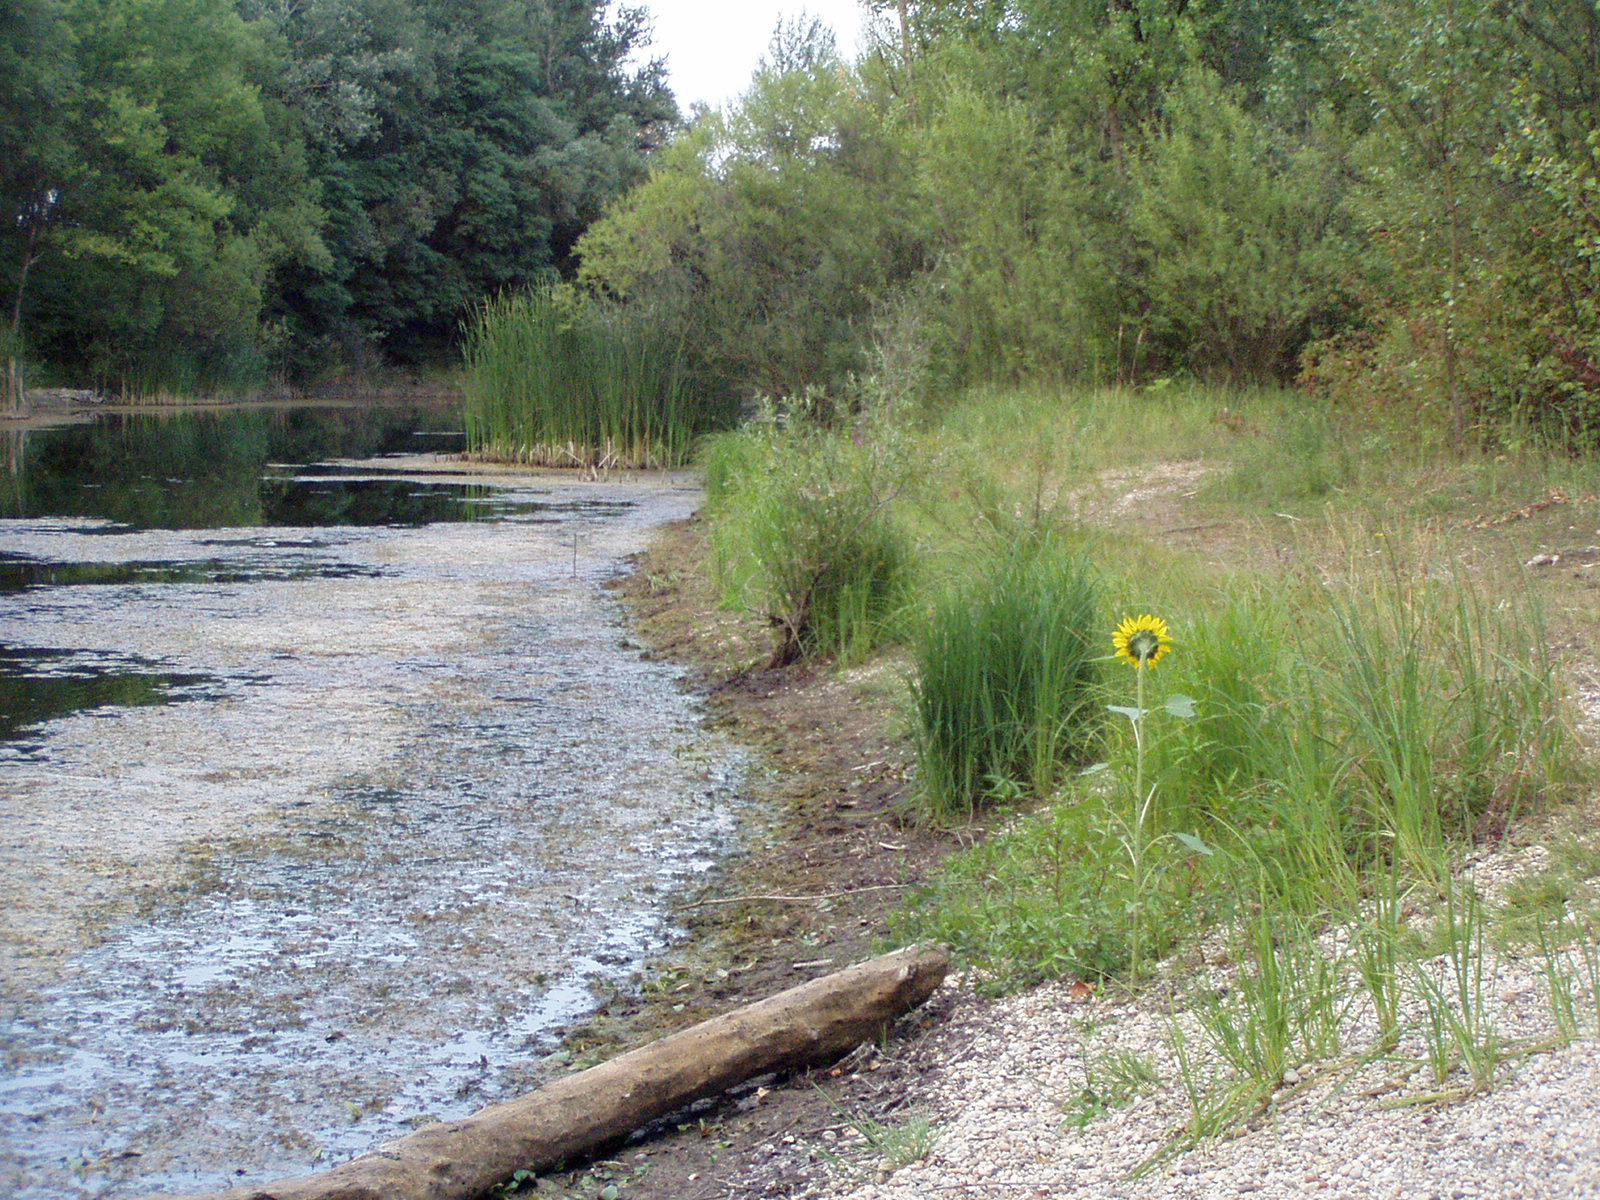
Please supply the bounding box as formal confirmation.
[577,0,1600,445]
[8,0,1600,446]
[1,0,674,395]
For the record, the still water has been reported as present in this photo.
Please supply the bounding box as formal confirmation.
[0,406,744,1198]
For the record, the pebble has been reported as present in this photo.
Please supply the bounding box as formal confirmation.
[760,923,1600,1200]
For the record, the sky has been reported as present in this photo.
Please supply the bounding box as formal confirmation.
[632,1,874,112]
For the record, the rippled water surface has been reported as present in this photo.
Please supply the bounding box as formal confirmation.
[0,407,743,1197]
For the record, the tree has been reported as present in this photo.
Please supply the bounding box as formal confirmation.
[1125,69,1351,381]
[3,0,324,393]
[579,23,930,400]
[1328,0,1541,440]
[258,0,677,373]
[1,0,79,402]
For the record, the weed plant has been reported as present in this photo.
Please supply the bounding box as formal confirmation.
[1063,1047,1161,1129]
[702,410,911,666]
[909,532,1102,820]
[461,286,724,468]
[812,1085,941,1171]
[891,792,1221,988]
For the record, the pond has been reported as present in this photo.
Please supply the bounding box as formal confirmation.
[0,405,745,1198]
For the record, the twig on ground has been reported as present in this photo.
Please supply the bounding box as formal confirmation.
[673,885,910,911]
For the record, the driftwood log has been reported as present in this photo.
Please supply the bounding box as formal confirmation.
[154,944,949,1200]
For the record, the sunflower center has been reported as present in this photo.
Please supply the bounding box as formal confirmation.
[1128,630,1161,662]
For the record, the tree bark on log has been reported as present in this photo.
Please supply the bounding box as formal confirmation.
[152,944,949,1200]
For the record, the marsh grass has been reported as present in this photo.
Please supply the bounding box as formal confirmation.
[461,287,724,468]
[896,504,1578,1002]
[909,533,1101,821]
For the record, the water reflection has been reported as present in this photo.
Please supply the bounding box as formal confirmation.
[0,648,217,747]
[0,406,468,529]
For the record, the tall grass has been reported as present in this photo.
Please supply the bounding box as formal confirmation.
[461,287,725,468]
[896,531,1579,986]
[909,533,1102,821]
[703,413,912,666]
[1138,540,1575,890]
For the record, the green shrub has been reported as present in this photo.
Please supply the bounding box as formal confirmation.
[909,532,1102,821]
[890,795,1211,989]
[704,414,911,666]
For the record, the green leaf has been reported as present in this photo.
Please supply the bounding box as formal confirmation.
[1164,693,1198,719]
[1080,761,1110,776]
[600,1186,621,1200]
[1107,704,1146,722]
[1174,831,1215,856]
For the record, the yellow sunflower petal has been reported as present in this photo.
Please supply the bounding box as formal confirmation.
[1112,613,1173,668]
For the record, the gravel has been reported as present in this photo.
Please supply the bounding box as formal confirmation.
[782,963,1600,1200]
[739,815,1600,1200]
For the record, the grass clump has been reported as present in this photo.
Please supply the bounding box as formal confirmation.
[909,532,1102,821]
[892,794,1218,990]
[461,286,728,468]
[897,530,1579,992]
[703,408,911,666]
[1063,1046,1162,1129]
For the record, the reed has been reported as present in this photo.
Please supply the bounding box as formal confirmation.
[461,287,722,468]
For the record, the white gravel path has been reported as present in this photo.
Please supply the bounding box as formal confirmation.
[796,973,1600,1200]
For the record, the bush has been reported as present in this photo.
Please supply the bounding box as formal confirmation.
[704,412,911,666]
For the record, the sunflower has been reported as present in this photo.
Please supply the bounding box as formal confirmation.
[1112,613,1173,669]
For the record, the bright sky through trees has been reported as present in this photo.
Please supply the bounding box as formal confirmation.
[637,0,870,110]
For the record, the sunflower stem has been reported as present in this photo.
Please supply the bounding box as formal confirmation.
[1131,663,1149,981]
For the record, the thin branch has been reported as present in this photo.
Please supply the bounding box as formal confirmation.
[673,884,911,911]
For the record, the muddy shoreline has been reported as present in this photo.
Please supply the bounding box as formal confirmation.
[0,400,946,1198]
[516,518,971,1200]
[0,427,755,1199]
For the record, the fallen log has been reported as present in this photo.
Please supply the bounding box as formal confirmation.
[154,944,949,1200]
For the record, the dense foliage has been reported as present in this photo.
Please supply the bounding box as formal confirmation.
[11,0,1600,444]
[1,0,673,396]
[578,0,1600,446]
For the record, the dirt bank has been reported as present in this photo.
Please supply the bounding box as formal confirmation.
[497,516,974,1200]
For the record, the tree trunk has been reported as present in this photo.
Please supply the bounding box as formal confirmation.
[151,944,950,1200]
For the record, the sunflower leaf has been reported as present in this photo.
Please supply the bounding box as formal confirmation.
[1174,831,1215,856]
[1164,693,1198,719]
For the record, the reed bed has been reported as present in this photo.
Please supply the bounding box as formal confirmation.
[461,288,724,469]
